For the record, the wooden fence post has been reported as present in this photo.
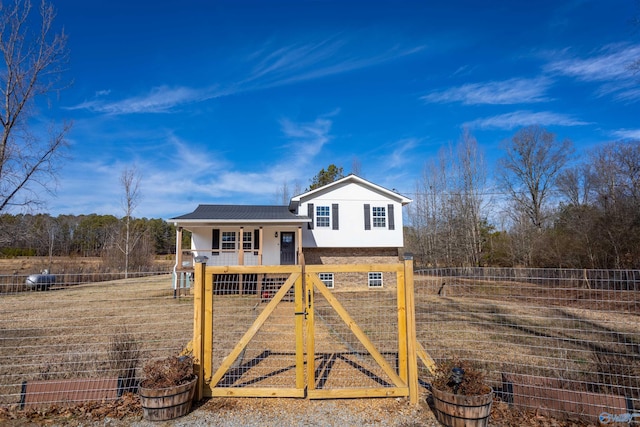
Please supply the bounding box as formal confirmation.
[203,265,214,390]
[404,254,419,404]
[193,262,206,401]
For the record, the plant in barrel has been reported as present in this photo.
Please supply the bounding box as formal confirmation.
[430,358,494,427]
[138,354,197,421]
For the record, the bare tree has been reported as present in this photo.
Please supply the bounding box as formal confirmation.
[557,164,592,207]
[0,0,71,212]
[406,129,490,267]
[351,157,362,176]
[119,166,142,278]
[275,178,303,204]
[406,151,448,266]
[498,125,573,229]
[292,180,303,197]
[275,180,289,205]
[587,141,640,267]
[452,129,487,266]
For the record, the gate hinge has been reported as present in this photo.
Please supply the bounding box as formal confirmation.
[294,310,307,319]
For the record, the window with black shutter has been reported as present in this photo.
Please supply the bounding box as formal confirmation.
[212,229,220,256]
[307,203,314,229]
[364,204,371,230]
[254,229,260,250]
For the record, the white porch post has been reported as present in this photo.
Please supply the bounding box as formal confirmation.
[176,227,183,269]
[297,226,303,265]
[238,227,244,266]
[238,227,244,295]
[258,227,263,265]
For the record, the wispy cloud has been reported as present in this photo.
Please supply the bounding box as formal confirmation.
[422,77,552,105]
[53,110,337,217]
[243,38,425,90]
[388,138,419,168]
[544,43,640,101]
[202,115,334,197]
[181,115,336,202]
[545,43,640,81]
[611,128,640,140]
[465,110,590,130]
[67,85,228,115]
[69,37,425,116]
[278,114,335,167]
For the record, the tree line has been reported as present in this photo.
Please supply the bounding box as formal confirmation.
[0,213,178,267]
[404,126,640,269]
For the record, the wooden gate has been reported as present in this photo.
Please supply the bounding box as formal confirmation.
[191,260,419,403]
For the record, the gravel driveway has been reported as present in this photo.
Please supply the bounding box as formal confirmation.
[129,396,439,427]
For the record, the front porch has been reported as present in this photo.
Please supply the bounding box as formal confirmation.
[172,226,305,295]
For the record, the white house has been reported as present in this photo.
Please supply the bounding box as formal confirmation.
[170,175,411,272]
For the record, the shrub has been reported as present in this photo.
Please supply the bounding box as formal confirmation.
[140,354,194,389]
[432,358,489,395]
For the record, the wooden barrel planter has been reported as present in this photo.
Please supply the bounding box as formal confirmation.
[431,385,493,427]
[139,376,197,421]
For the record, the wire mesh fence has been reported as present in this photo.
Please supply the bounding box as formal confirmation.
[0,272,192,408]
[0,267,173,294]
[2,264,639,423]
[414,267,640,420]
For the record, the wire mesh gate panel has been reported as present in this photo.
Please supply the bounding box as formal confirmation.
[193,262,417,400]
[193,266,305,398]
[305,265,410,399]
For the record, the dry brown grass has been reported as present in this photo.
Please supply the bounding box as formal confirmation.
[0,256,174,276]
[0,274,192,405]
[414,279,640,404]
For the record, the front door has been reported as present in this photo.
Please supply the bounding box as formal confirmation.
[280,232,295,265]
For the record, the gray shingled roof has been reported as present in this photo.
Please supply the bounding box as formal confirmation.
[172,205,308,222]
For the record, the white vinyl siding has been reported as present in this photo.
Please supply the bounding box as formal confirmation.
[297,180,406,248]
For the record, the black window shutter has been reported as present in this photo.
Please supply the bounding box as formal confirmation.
[364,204,371,230]
[212,229,220,255]
[307,203,314,229]
[388,204,395,230]
[254,229,260,250]
[332,203,339,230]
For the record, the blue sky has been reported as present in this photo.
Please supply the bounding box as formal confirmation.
[35,0,640,219]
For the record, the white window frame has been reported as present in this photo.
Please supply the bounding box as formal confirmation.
[221,231,236,250]
[368,272,383,288]
[319,273,334,289]
[316,205,330,228]
[372,206,386,228]
[242,231,252,250]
